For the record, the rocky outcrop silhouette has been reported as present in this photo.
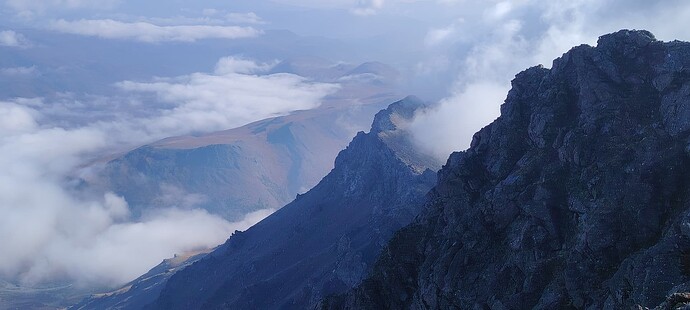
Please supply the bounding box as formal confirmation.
[326,30,690,309]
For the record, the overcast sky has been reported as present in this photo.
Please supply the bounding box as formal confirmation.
[1,0,690,289]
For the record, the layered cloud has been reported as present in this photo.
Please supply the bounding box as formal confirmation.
[2,0,119,19]
[49,19,261,43]
[4,0,119,11]
[226,12,265,24]
[115,56,339,136]
[352,0,385,16]
[0,66,37,76]
[0,139,272,285]
[0,30,30,47]
[0,56,336,287]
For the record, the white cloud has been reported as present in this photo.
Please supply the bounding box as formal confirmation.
[214,56,273,75]
[0,30,30,47]
[0,55,336,288]
[226,12,265,24]
[154,184,208,209]
[0,99,275,287]
[154,11,265,26]
[3,0,119,18]
[49,19,261,43]
[0,66,37,76]
[16,207,273,286]
[424,27,454,46]
[415,55,451,76]
[202,8,220,16]
[485,1,514,20]
[352,0,386,16]
[0,101,39,134]
[424,20,463,47]
[409,0,690,158]
[2,57,338,146]
[411,19,526,158]
[115,56,339,136]
[269,0,354,9]
[410,82,508,158]
[4,0,119,11]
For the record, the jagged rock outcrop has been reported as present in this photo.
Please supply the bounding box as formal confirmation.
[644,293,690,310]
[138,97,440,310]
[326,30,690,309]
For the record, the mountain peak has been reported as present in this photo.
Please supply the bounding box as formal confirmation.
[371,95,424,133]
[139,98,438,310]
[368,96,441,173]
[330,30,690,309]
[597,29,657,50]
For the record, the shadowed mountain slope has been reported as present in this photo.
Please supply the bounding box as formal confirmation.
[146,96,439,310]
[86,82,399,221]
[78,96,440,309]
[326,30,690,309]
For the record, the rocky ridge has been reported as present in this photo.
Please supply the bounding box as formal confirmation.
[88,94,391,221]
[116,97,441,310]
[325,30,690,309]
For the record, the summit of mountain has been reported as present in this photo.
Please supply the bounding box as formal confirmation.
[326,29,690,309]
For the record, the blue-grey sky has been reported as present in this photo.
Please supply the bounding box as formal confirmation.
[3,0,689,100]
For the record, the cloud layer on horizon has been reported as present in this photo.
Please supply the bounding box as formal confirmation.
[0,56,337,288]
[49,19,261,43]
[113,56,338,138]
[0,96,274,287]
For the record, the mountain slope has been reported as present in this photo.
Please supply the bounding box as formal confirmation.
[142,96,439,310]
[86,82,398,221]
[71,251,208,310]
[327,30,690,309]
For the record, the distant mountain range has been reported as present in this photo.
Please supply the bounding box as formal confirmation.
[0,51,403,309]
[83,61,401,221]
[0,29,396,98]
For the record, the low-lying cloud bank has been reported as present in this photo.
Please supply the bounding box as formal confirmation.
[0,98,271,288]
[0,57,335,288]
[22,57,339,145]
[49,19,261,43]
[115,56,339,135]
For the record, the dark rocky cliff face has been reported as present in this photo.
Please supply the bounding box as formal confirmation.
[143,97,439,310]
[326,30,690,309]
